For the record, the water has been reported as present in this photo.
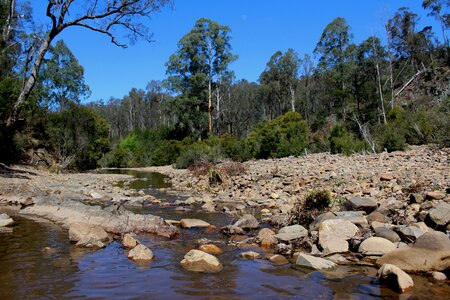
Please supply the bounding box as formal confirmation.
[1,171,449,299]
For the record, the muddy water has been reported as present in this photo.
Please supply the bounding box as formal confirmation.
[1,172,449,299]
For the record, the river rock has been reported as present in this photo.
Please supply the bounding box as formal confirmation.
[128,244,154,261]
[425,191,446,200]
[367,211,386,224]
[358,237,396,256]
[346,197,377,213]
[69,222,111,248]
[180,218,211,228]
[180,250,223,273]
[309,212,336,231]
[394,225,425,243]
[374,227,401,243]
[198,244,223,255]
[234,214,259,229]
[335,211,368,228]
[269,254,289,265]
[0,213,14,227]
[122,233,139,248]
[256,228,278,247]
[427,202,450,226]
[377,264,414,293]
[409,193,424,204]
[221,225,245,235]
[319,219,359,255]
[202,202,215,212]
[431,272,447,281]
[296,253,336,270]
[413,231,450,250]
[274,224,307,241]
[240,251,260,259]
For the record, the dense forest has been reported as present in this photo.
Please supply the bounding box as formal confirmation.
[0,1,449,171]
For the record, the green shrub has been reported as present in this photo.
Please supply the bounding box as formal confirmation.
[304,189,331,210]
[150,140,182,166]
[377,125,406,152]
[218,134,251,162]
[288,189,331,227]
[175,146,209,169]
[329,125,368,155]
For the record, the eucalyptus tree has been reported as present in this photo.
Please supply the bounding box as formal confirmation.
[166,18,237,134]
[260,49,300,115]
[6,0,170,129]
[422,0,449,46]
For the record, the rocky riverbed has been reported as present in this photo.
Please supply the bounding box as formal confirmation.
[1,145,449,296]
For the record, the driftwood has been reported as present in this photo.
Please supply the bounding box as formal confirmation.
[0,163,37,179]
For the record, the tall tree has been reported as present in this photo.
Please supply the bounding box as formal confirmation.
[422,0,450,46]
[166,18,237,134]
[6,0,169,129]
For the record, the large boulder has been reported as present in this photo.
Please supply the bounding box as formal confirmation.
[274,224,308,242]
[296,253,336,270]
[128,244,154,261]
[180,250,223,273]
[319,219,359,255]
[0,213,14,227]
[180,219,210,228]
[358,237,396,256]
[413,231,450,250]
[377,264,414,293]
[347,197,378,213]
[69,222,111,248]
[234,214,259,229]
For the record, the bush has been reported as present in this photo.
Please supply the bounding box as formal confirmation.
[150,140,182,166]
[175,144,210,169]
[288,189,331,226]
[247,111,309,159]
[329,125,368,155]
[217,134,251,162]
[377,124,406,152]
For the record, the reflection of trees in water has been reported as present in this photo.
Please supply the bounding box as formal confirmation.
[0,217,78,298]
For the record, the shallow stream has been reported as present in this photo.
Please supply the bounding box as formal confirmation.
[1,170,449,299]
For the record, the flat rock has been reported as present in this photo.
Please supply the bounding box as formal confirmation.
[296,253,336,270]
[269,254,289,265]
[377,247,450,272]
[335,211,368,228]
[428,202,450,226]
[377,264,414,293]
[180,250,223,273]
[240,251,260,259]
[0,213,14,227]
[274,224,308,241]
[347,197,377,213]
[319,219,359,255]
[180,219,211,228]
[234,214,259,229]
[425,191,446,200]
[412,231,450,251]
[367,211,386,224]
[394,226,425,243]
[309,212,336,231]
[128,244,154,261]
[358,237,396,256]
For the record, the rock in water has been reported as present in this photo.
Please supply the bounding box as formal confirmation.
[128,244,154,261]
[69,222,111,248]
[198,244,223,255]
[256,228,278,247]
[180,219,210,228]
[269,254,289,265]
[0,213,14,227]
[234,214,259,229]
[240,251,260,259]
[377,264,414,293]
[180,250,223,273]
[296,253,336,270]
[122,233,139,248]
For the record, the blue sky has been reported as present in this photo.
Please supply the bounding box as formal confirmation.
[31,1,440,102]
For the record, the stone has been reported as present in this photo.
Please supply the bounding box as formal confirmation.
[413,231,450,251]
[335,211,368,228]
[256,228,278,247]
[409,193,424,204]
[234,214,259,229]
[269,254,289,265]
[201,202,215,212]
[198,244,223,255]
[425,191,446,200]
[377,264,414,293]
[180,250,223,273]
[295,253,336,270]
[377,247,450,272]
[221,225,245,235]
[68,222,111,248]
[319,219,359,255]
[180,219,211,228]
[358,237,396,256]
[122,233,139,248]
[431,272,447,281]
[374,227,401,243]
[394,226,425,243]
[347,197,378,213]
[270,193,280,199]
[428,202,450,226]
[128,244,154,261]
[90,191,103,199]
[367,211,386,224]
[309,212,336,231]
[240,251,260,259]
[0,213,14,227]
[380,174,394,181]
[274,224,308,241]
